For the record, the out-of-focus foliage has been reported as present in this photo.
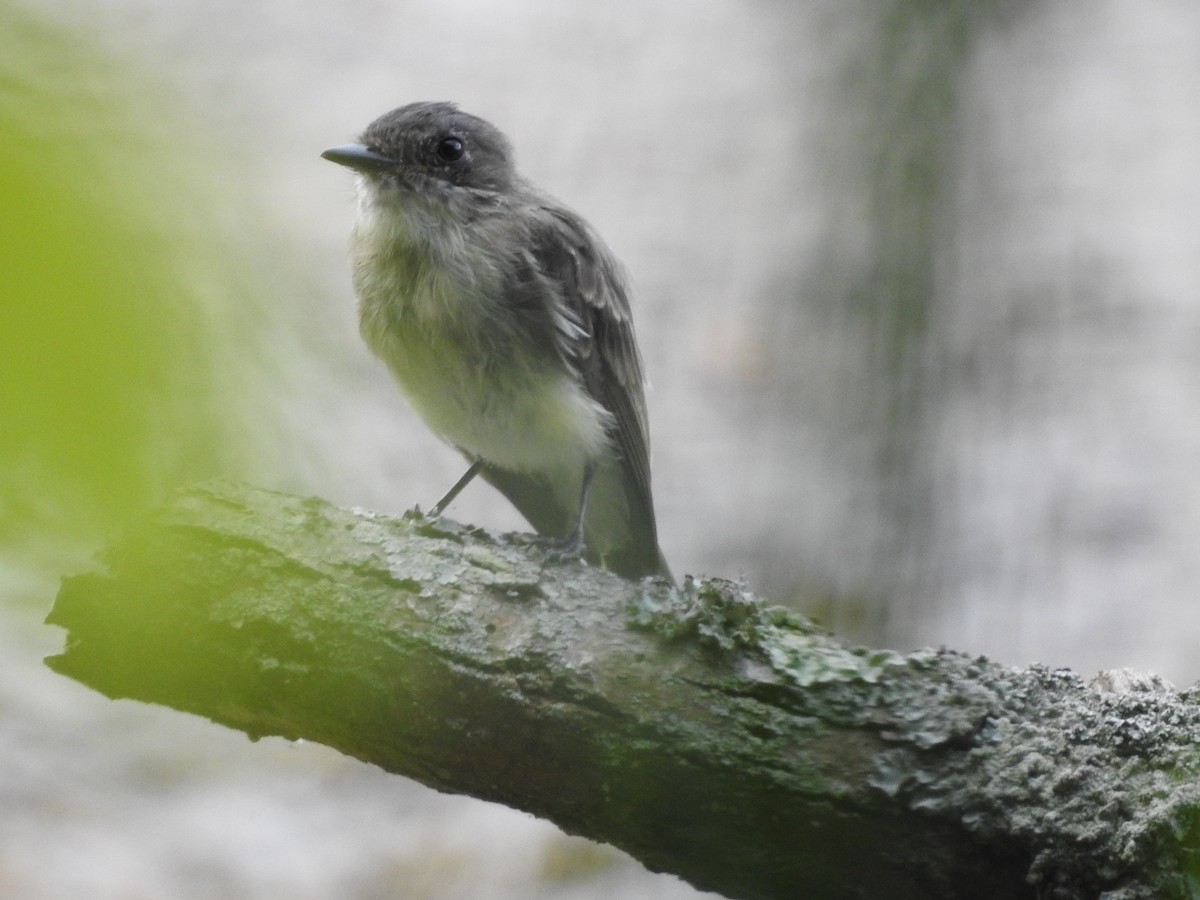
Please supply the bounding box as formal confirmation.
[0,11,244,550]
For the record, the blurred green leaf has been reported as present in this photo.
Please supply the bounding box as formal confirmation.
[0,11,246,550]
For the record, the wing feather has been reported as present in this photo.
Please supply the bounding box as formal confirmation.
[476,198,667,579]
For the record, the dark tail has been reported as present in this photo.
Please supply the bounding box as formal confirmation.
[478,459,671,582]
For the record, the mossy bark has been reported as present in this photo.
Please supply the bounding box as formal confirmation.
[47,482,1200,900]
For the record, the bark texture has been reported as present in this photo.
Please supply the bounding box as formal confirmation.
[46,482,1200,900]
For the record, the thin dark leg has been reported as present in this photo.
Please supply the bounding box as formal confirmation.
[557,459,597,558]
[430,459,484,517]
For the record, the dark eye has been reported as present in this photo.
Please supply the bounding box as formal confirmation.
[435,136,465,162]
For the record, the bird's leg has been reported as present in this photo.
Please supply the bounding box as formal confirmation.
[546,459,597,563]
[430,459,484,517]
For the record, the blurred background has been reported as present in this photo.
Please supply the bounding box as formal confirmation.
[5,0,1200,897]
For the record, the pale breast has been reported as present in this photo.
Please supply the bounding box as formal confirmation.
[352,214,612,475]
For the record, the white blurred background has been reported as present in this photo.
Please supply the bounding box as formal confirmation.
[6,0,1200,897]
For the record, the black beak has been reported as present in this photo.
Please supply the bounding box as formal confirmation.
[321,144,396,173]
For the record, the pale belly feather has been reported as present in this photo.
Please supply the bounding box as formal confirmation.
[350,187,613,476]
[371,320,610,474]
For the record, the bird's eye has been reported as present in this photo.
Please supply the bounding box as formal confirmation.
[435,136,465,162]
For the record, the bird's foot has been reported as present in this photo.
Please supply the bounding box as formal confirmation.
[536,529,588,568]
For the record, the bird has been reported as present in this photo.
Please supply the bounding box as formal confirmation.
[322,101,670,580]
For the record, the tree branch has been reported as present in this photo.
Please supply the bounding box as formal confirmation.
[46,482,1200,900]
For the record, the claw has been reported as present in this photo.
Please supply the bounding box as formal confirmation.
[539,529,587,567]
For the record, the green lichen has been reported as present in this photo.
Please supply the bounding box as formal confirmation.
[628,576,905,686]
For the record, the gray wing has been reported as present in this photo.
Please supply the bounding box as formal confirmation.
[536,205,653,504]
[477,200,668,579]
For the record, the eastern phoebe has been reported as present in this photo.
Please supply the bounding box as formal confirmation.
[322,101,670,580]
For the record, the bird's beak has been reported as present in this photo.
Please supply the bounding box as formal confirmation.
[321,144,396,173]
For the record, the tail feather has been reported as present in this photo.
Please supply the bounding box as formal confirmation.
[478,460,671,581]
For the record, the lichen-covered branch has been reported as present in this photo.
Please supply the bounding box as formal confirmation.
[46,482,1200,900]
